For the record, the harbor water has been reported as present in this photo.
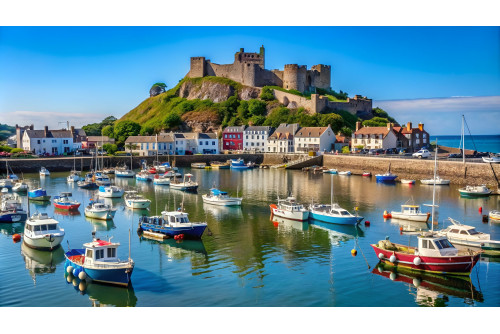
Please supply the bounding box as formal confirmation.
[1,168,500,307]
[430,134,500,153]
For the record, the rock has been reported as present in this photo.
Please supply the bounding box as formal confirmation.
[178,81,234,103]
[238,87,261,101]
[150,85,165,97]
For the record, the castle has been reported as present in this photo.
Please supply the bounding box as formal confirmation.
[186,46,372,117]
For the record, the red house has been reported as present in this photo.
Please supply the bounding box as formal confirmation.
[222,125,246,151]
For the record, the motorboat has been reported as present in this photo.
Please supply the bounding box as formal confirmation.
[53,192,81,210]
[338,171,351,176]
[124,191,151,209]
[84,200,117,220]
[210,161,230,169]
[269,196,309,221]
[436,217,500,252]
[23,212,65,251]
[420,176,450,185]
[362,172,372,177]
[376,172,398,182]
[458,185,491,197]
[102,167,115,174]
[28,188,51,201]
[0,179,13,189]
[170,173,198,192]
[0,193,27,223]
[148,166,157,174]
[95,173,111,186]
[77,173,98,189]
[390,204,430,222]
[39,167,50,177]
[98,186,124,198]
[12,181,28,193]
[482,154,500,163]
[164,169,182,178]
[322,168,338,174]
[191,162,207,169]
[401,179,416,184]
[115,168,135,178]
[138,210,207,239]
[64,231,134,287]
[135,171,153,182]
[202,188,242,206]
[230,158,251,170]
[153,173,171,185]
[67,171,81,182]
[489,210,500,221]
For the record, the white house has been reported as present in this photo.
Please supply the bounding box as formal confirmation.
[125,133,175,156]
[352,122,408,150]
[197,133,219,154]
[294,126,336,154]
[23,126,74,155]
[243,126,274,152]
[267,123,299,153]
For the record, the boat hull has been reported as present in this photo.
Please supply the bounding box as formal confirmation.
[309,211,361,225]
[202,196,242,206]
[153,179,170,185]
[458,190,491,197]
[125,200,151,209]
[29,195,51,201]
[447,237,500,252]
[270,204,309,221]
[371,244,479,275]
[140,222,207,239]
[376,175,398,182]
[0,211,27,223]
[420,179,450,185]
[115,171,135,178]
[170,185,198,191]
[23,234,64,251]
[84,209,116,220]
[390,212,430,222]
[54,202,81,210]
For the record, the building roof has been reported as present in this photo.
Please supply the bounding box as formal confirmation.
[125,134,174,143]
[223,125,246,133]
[295,126,330,138]
[269,131,293,140]
[198,133,217,139]
[25,129,73,139]
[335,135,348,143]
[244,126,273,133]
[86,136,115,143]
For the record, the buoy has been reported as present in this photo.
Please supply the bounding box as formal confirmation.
[351,249,357,256]
[273,221,279,228]
[389,255,397,263]
[383,210,392,219]
[377,266,383,273]
[66,275,73,283]
[413,278,421,287]
[66,265,74,274]
[413,257,421,266]
[179,234,184,239]
[78,271,87,280]
[12,234,21,242]
[479,207,482,213]
[364,220,370,226]
[482,215,489,223]
[378,253,384,259]
[72,278,78,287]
[78,281,87,292]
[389,272,396,281]
[399,226,403,234]
[174,235,179,240]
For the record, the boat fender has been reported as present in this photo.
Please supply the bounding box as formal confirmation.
[364,220,370,226]
[412,278,421,287]
[12,234,21,242]
[399,226,403,234]
[78,281,87,292]
[378,253,384,259]
[72,278,78,287]
[389,272,397,281]
[383,211,392,219]
[66,275,73,283]
[413,257,421,266]
[389,254,397,263]
[78,271,87,280]
[479,207,482,213]
[66,265,74,274]
[351,249,357,257]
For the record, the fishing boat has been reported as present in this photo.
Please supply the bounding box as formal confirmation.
[135,171,153,182]
[153,173,171,185]
[164,168,182,178]
[124,191,151,209]
[97,186,124,198]
[102,167,115,174]
[338,171,351,176]
[308,174,362,225]
[28,188,51,201]
[64,231,134,287]
[138,211,207,239]
[148,166,157,174]
[67,171,81,182]
[376,171,398,182]
[489,210,500,221]
[53,192,81,210]
[170,173,198,192]
[95,173,111,186]
[362,172,372,177]
[210,161,230,169]
[458,185,491,197]
[39,167,50,177]
[202,188,242,206]
[23,212,65,251]
[322,168,338,174]
[0,178,12,189]
[0,193,28,222]
[420,176,450,185]
[191,162,206,169]
[230,158,251,169]
[390,203,430,222]
[401,179,416,184]
[77,172,98,189]
[482,155,500,163]
[436,217,500,252]
[84,200,117,220]
[269,196,309,221]
[12,181,28,193]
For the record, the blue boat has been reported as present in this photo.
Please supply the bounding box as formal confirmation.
[138,210,207,239]
[28,188,51,201]
[77,173,98,189]
[0,194,28,223]
[375,172,398,183]
[230,158,253,169]
[64,231,134,287]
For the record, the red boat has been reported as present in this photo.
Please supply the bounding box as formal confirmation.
[362,172,372,177]
[53,192,81,211]
[371,233,481,276]
[148,167,157,174]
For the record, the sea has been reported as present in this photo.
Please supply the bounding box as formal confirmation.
[430,135,500,153]
[1,168,500,307]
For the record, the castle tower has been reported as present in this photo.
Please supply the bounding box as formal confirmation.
[260,45,265,69]
[283,64,307,92]
[189,57,206,77]
[310,65,331,91]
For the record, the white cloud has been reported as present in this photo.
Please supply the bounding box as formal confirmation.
[1,110,119,129]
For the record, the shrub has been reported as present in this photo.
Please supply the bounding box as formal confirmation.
[341,146,350,154]
[260,86,276,101]
[0,145,12,152]
[10,148,24,153]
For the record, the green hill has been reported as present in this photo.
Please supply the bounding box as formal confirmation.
[0,123,15,142]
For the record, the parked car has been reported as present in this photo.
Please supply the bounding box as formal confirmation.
[384,148,398,155]
[375,149,385,155]
[367,149,377,155]
[413,149,432,159]
[448,153,462,159]
[359,149,369,154]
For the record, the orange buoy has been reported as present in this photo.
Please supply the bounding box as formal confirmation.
[479,207,482,213]
[351,249,357,256]
[399,226,403,234]
[12,234,21,243]
[174,235,179,240]
[273,221,279,228]
[365,220,370,226]
[179,234,184,239]
[383,210,392,219]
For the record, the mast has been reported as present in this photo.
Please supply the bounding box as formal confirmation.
[156,134,158,167]
[330,173,333,207]
[462,115,465,164]
[128,228,131,262]
[431,139,438,231]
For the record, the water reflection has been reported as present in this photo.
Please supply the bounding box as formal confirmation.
[0,222,24,236]
[272,216,308,232]
[203,203,243,221]
[85,217,116,231]
[389,218,430,233]
[372,263,484,306]
[21,243,65,285]
[309,219,359,246]
[53,208,82,217]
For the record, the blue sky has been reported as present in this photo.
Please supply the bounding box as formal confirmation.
[0,26,499,135]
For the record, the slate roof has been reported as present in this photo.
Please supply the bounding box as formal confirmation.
[295,126,330,138]
[223,125,246,133]
[125,134,174,143]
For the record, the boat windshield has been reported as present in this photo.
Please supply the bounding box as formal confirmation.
[468,229,479,235]
[339,210,350,216]
[434,239,454,249]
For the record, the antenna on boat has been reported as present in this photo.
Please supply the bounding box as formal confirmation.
[26,184,30,219]
[128,228,131,263]
[431,139,438,231]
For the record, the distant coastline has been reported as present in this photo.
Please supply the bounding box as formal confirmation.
[430,134,500,153]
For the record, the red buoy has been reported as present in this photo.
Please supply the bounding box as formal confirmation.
[365,220,370,226]
[273,221,279,228]
[179,234,184,239]
[12,234,21,243]
[174,235,179,240]
[479,207,482,213]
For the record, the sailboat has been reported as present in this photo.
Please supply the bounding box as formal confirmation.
[375,163,397,182]
[371,140,482,276]
[67,152,81,182]
[309,173,363,225]
[115,149,135,178]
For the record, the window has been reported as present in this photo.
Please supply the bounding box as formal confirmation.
[34,225,41,232]
[96,249,104,260]
[146,143,149,150]
[199,141,202,145]
[205,141,208,145]
[212,141,215,145]
[468,229,479,235]
[141,143,144,150]
[238,134,241,139]
[48,224,57,230]
[428,241,435,249]
[246,135,248,139]
[460,230,468,235]
[107,248,116,258]
[224,134,227,139]
[52,139,56,143]
[152,143,155,150]
[37,140,41,144]
[86,249,93,259]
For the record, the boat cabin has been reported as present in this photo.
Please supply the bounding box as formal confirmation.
[209,189,228,198]
[400,205,422,215]
[416,234,458,257]
[82,238,121,265]
[278,197,305,212]
[25,213,60,235]
[161,211,191,224]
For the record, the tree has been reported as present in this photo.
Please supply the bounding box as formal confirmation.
[341,146,350,154]
[140,126,154,136]
[340,126,352,137]
[260,86,275,101]
[164,113,181,129]
[248,99,267,117]
[362,117,390,127]
[101,125,114,137]
[113,120,141,147]
[372,107,397,124]
[263,107,290,127]
[319,113,344,133]
[103,143,118,155]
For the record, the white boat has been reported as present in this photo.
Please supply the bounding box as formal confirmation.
[202,188,242,206]
[482,155,500,163]
[390,204,430,222]
[135,171,153,182]
[124,191,151,209]
[489,210,500,221]
[23,212,65,251]
[67,171,81,182]
[39,167,50,177]
[84,201,117,220]
[270,196,309,221]
[116,169,136,178]
[153,174,171,185]
[191,162,207,169]
[164,168,182,178]
[98,186,124,198]
[458,185,491,197]
[420,176,450,185]
[170,173,198,191]
[95,173,111,186]
[322,168,338,174]
[436,217,500,252]
[338,171,351,176]
[400,179,416,184]
[0,179,13,189]
[12,181,28,193]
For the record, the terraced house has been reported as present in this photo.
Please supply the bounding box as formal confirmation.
[243,126,274,152]
[125,133,175,156]
[22,126,85,155]
[222,125,245,151]
[352,122,408,151]
[294,125,336,154]
[267,123,299,153]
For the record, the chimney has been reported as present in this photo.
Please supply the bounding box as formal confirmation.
[44,126,48,137]
[355,121,362,132]
[30,124,34,130]
[406,122,412,132]
[418,123,424,131]
[70,126,75,135]
[16,124,19,129]
[387,123,393,131]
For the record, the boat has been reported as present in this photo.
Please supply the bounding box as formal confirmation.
[191,162,207,169]
[64,230,134,287]
[458,185,491,197]
[170,173,198,192]
[77,172,99,189]
[322,168,338,174]
[230,158,251,170]
[489,210,500,221]
[102,167,115,174]
[164,169,182,178]
[338,171,351,176]
[362,172,372,177]
[28,188,51,201]
[269,196,309,221]
[84,200,117,220]
[39,167,50,177]
[390,203,430,222]
[148,166,157,174]
[376,172,398,182]
[482,155,500,163]
[202,188,242,206]
[135,171,153,182]
[401,179,416,184]
[436,217,500,252]
[95,173,111,186]
[97,186,124,198]
[138,210,207,239]
[210,161,230,169]
[0,193,28,223]
[124,191,151,209]
[0,178,12,189]
[153,173,171,185]
[420,176,450,185]
[115,169,135,178]
[12,181,28,193]
[53,192,81,210]
[67,171,81,182]
[23,212,65,251]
